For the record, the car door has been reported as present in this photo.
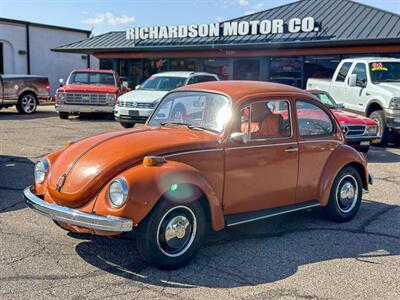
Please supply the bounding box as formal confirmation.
[330,62,353,104]
[295,98,339,203]
[223,97,299,215]
[346,62,369,111]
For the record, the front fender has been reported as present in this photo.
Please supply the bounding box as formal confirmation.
[319,144,368,207]
[93,161,225,231]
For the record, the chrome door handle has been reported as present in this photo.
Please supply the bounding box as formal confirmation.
[284,146,299,152]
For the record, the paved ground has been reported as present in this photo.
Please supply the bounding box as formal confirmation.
[0,106,399,299]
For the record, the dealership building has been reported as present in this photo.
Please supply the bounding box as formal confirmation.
[53,0,400,89]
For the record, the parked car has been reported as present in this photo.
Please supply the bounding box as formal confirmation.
[308,90,380,153]
[55,69,129,119]
[307,57,400,146]
[24,81,372,270]
[0,74,50,114]
[114,71,219,128]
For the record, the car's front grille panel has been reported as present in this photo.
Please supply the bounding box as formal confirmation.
[342,125,366,136]
[65,93,108,105]
[118,101,155,109]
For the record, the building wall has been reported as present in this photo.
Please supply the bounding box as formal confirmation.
[29,25,98,95]
[0,21,27,74]
[0,20,99,96]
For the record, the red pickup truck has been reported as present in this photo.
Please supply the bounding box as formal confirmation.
[308,90,380,153]
[54,69,129,119]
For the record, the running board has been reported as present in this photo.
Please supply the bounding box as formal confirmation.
[225,200,320,227]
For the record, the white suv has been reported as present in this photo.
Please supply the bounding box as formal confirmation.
[114,71,219,128]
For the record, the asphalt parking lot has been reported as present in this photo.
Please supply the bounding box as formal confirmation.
[0,106,399,299]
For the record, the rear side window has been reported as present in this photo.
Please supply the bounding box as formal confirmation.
[296,100,334,137]
[335,63,352,82]
[188,75,217,85]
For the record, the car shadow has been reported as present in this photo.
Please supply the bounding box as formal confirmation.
[75,199,399,288]
[0,155,34,213]
[0,107,56,120]
[368,146,400,163]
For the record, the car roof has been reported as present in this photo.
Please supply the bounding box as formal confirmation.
[152,71,217,78]
[341,57,400,63]
[71,68,114,73]
[176,81,313,106]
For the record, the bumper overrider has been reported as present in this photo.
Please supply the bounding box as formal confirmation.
[385,109,400,133]
[24,186,133,232]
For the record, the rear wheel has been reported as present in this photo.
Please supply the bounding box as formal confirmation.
[16,92,37,114]
[323,166,362,222]
[59,112,69,119]
[136,199,205,270]
[369,110,390,146]
[120,122,135,128]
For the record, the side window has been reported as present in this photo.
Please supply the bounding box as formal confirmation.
[335,62,352,82]
[240,100,291,140]
[198,76,218,83]
[296,100,334,137]
[187,76,198,85]
[351,63,367,87]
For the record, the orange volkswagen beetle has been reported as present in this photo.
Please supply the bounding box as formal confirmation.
[25,81,372,269]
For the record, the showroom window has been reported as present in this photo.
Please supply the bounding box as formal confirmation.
[270,57,303,88]
[240,100,292,140]
[296,100,334,137]
[304,55,341,82]
[143,58,168,79]
[0,43,3,74]
[202,58,231,80]
[170,58,196,71]
[233,59,261,80]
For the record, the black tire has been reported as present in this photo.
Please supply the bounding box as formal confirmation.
[136,198,206,270]
[323,166,363,223]
[59,112,69,119]
[16,92,38,114]
[369,110,390,147]
[120,122,135,128]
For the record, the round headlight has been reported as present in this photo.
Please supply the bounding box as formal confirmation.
[365,125,378,136]
[34,159,49,184]
[108,178,129,208]
[107,94,116,105]
[57,93,65,101]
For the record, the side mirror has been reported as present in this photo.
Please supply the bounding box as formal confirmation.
[59,78,64,87]
[135,84,141,90]
[230,132,248,144]
[348,74,357,87]
[336,102,345,109]
[122,81,129,89]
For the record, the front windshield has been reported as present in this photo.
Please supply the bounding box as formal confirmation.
[148,91,231,133]
[68,72,115,85]
[139,76,186,91]
[370,62,400,83]
[311,92,337,109]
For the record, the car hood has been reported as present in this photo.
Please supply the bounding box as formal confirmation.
[374,82,400,96]
[332,109,377,126]
[118,90,169,103]
[47,126,219,207]
[58,84,119,94]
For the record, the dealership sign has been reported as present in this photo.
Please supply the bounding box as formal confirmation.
[126,17,320,41]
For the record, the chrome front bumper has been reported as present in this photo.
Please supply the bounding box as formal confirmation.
[24,187,133,232]
[55,104,114,113]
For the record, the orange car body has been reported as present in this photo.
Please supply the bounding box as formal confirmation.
[26,81,370,235]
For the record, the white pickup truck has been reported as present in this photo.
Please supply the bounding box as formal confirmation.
[307,58,400,145]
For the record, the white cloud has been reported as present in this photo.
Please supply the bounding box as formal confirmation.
[245,10,255,15]
[253,2,264,9]
[81,12,135,26]
[239,0,250,6]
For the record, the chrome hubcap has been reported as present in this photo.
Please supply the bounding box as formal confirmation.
[336,175,359,213]
[157,206,197,257]
[22,95,36,113]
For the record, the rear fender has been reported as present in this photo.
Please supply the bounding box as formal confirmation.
[319,145,368,207]
[93,160,225,231]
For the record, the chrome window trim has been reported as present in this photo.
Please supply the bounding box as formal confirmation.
[298,140,342,144]
[164,148,223,158]
[225,141,298,151]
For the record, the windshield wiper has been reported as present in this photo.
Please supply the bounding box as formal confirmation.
[160,122,192,127]
[160,122,218,133]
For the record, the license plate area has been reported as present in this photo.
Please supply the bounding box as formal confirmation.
[360,141,370,146]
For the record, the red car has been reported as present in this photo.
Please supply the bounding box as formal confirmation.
[54,69,130,119]
[308,90,380,153]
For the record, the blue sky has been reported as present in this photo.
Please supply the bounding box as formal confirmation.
[0,0,399,35]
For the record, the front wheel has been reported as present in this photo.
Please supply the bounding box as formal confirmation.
[59,112,69,119]
[16,92,38,114]
[323,166,362,222]
[120,122,135,128]
[136,199,205,270]
[369,110,390,146]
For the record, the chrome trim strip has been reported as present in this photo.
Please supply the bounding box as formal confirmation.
[227,202,320,227]
[225,141,297,151]
[299,140,342,144]
[164,148,223,158]
[24,187,133,232]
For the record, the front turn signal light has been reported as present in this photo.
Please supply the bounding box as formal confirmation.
[143,156,166,167]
